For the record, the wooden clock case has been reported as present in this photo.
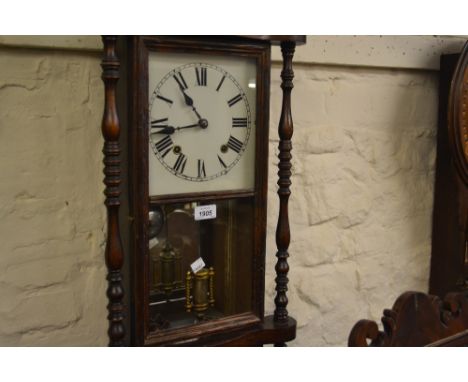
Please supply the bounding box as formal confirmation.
[100,35,305,346]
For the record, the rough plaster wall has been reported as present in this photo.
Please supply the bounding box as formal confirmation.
[0,38,440,346]
[265,64,437,346]
[0,48,107,345]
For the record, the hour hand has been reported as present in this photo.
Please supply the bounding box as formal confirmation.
[178,89,203,120]
[182,91,194,107]
[151,126,175,135]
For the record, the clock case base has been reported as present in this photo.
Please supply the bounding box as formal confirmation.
[116,35,296,346]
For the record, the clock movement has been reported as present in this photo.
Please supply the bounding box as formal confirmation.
[100,35,305,346]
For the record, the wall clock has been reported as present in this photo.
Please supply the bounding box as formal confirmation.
[447,42,468,293]
[429,44,468,298]
[448,41,468,186]
[100,35,305,346]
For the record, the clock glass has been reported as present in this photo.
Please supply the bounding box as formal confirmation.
[145,50,261,334]
[148,52,257,196]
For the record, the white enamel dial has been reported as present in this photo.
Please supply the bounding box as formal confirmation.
[148,53,257,196]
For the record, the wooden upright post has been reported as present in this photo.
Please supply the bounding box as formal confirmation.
[273,40,296,340]
[101,36,125,346]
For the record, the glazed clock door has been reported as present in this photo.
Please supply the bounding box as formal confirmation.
[130,37,270,345]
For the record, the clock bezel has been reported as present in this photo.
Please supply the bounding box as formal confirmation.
[125,36,271,346]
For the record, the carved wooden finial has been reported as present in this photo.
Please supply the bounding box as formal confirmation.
[101,35,125,346]
[273,40,296,331]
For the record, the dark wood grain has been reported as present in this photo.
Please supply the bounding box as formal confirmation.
[429,53,466,296]
[448,41,468,186]
[348,291,468,346]
[429,50,468,297]
[273,41,296,340]
[122,36,274,346]
[101,36,125,346]
[446,42,468,293]
[149,190,255,205]
[243,36,307,45]
[214,316,297,346]
[112,35,303,346]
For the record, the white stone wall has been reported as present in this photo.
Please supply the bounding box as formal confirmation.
[0,49,107,345]
[0,36,466,346]
[265,63,439,346]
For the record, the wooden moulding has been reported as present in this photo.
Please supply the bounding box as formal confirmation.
[429,52,467,297]
[127,36,272,346]
[242,35,307,45]
[348,291,468,346]
[429,44,468,299]
[215,317,297,346]
[103,35,303,346]
[446,42,468,290]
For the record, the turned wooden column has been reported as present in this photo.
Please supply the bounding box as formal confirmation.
[101,35,125,346]
[273,40,296,335]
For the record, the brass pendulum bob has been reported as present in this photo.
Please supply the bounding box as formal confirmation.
[185,267,215,320]
[160,241,177,300]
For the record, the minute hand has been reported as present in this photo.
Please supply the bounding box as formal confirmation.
[151,123,201,135]
[176,123,200,131]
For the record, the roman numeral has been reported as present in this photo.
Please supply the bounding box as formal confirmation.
[195,67,207,86]
[151,117,168,129]
[154,135,173,153]
[160,147,172,158]
[227,94,242,107]
[197,159,206,178]
[156,94,173,105]
[217,155,227,169]
[216,75,226,91]
[227,135,243,153]
[232,117,247,128]
[173,153,187,173]
[173,72,188,90]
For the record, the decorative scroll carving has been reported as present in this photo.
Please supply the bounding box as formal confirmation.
[348,291,468,346]
[101,36,125,346]
[273,40,296,337]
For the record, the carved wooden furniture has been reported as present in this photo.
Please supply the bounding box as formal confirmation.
[429,45,468,296]
[348,291,468,346]
[100,35,305,346]
[349,42,468,347]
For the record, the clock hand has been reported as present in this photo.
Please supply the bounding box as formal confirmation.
[181,90,194,107]
[191,106,203,121]
[178,88,204,121]
[176,123,200,130]
[151,126,175,134]
[151,123,205,135]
